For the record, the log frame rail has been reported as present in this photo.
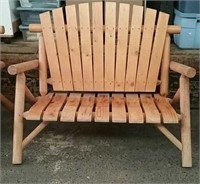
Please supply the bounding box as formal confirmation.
[7,3,196,167]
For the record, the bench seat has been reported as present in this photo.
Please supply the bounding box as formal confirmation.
[23,93,179,124]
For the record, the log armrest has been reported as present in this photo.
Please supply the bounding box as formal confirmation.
[170,61,196,78]
[8,60,39,75]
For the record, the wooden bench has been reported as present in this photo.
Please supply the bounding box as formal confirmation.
[8,2,196,166]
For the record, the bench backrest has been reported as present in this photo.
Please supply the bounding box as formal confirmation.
[39,2,169,92]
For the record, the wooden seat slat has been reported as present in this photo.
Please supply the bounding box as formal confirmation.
[23,93,54,120]
[52,8,73,91]
[115,3,130,91]
[42,93,67,121]
[125,5,143,91]
[40,12,63,90]
[105,2,116,91]
[60,93,81,122]
[95,93,110,122]
[146,12,169,91]
[140,94,161,123]
[154,94,179,123]
[77,93,95,122]
[92,2,104,91]
[112,94,127,123]
[126,94,144,123]
[79,3,94,91]
[135,8,157,91]
[66,5,83,91]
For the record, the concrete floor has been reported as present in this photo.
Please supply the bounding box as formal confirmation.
[1,107,199,184]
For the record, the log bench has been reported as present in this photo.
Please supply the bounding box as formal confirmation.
[8,2,196,167]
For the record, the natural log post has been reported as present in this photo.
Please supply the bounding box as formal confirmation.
[180,75,192,167]
[39,34,48,96]
[172,88,180,107]
[25,85,37,103]
[29,24,181,34]
[13,73,26,164]
[8,60,39,75]
[160,34,170,96]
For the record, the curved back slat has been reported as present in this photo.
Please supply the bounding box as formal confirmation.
[104,2,116,91]
[135,8,157,91]
[40,12,63,91]
[92,2,104,91]
[66,5,83,91]
[52,8,73,91]
[79,3,94,91]
[125,5,143,91]
[145,12,169,91]
[115,3,130,91]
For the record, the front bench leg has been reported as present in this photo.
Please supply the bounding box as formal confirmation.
[180,75,192,167]
[12,73,26,164]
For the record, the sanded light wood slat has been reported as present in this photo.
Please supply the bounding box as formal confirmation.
[145,12,169,91]
[42,93,67,121]
[77,93,95,122]
[92,2,104,91]
[95,94,110,122]
[52,8,73,91]
[125,5,143,91]
[126,94,144,123]
[115,3,130,91]
[79,3,93,91]
[140,94,160,123]
[23,93,54,120]
[105,2,116,91]
[40,12,63,91]
[66,5,83,91]
[112,94,126,123]
[135,8,157,91]
[60,93,81,122]
[154,94,179,123]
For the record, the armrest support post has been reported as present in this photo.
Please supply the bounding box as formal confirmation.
[180,75,192,167]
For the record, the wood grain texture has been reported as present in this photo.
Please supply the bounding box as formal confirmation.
[79,3,94,91]
[135,8,157,91]
[53,8,73,91]
[140,94,160,123]
[66,5,83,91]
[43,93,67,121]
[125,5,143,91]
[115,3,130,91]
[146,12,169,91]
[23,93,54,120]
[154,94,179,123]
[95,93,110,122]
[126,94,144,123]
[60,93,81,122]
[92,2,104,91]
[105,2,116,91]
[77,93,95,122]
[112,94,126,123]
[40,12,63,90]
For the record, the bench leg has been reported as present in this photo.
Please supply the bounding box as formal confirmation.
[180,75,192,167]
[12,73,25,164]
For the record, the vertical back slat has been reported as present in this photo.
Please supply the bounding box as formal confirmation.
[40,12,63,91]
[52,8,73,91]
[125,5,143,91]
[79,3,94,91]
[135,8,157,91]
[145,12,169,91]
[105,2,116,91]
[115,3,130,91]
[66,5,83,91]
[92,2,104,91]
